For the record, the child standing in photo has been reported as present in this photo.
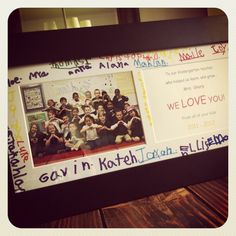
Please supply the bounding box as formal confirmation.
[97,112,115,145]
[112,89,129,110]
[92,89,103,110]
[111,110,131,144]
[80,115,102,149]
[65,122,86,151]
[58,97,73,119]
[71,92,83,114]
[45,123,65,154]
[127,106,144,141]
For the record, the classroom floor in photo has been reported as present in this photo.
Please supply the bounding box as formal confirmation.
[33,141,145,166]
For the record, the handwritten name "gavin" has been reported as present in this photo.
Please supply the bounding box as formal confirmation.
[39,168,68,183]
[179,48,204,62]
[8,128,27,193]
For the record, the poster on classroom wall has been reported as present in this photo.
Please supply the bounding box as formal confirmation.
[8,43,228,193]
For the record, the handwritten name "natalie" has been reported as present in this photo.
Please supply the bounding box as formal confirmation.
[179,48,204,62]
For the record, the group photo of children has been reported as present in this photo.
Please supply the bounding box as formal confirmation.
[24,72,145,166]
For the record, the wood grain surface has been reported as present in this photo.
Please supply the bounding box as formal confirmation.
[42,210,103,228]
[41,177,228,228]
[187,177,228,219]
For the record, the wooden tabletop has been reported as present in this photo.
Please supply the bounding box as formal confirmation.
[41,176,228,228]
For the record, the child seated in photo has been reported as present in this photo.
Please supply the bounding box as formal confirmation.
[84,91,95,111]
[111,109,132,144]
[97,112,115,146]
[45,123,65,155]
[45,109,63,133]
[28,123,46,158]
[58,97,73,119]
[127,106,144,142]
[102,90,111,107]
[123,102,131,122]
[71,107,81,126]
[79,105,97,125]
[84,91,93,106]
[42,99,60,115]
[105,100,116,124]
[84,99,95,113]
[61,115,70,138]
[96,104,106,117]
[92,89,104,110]
[112,89,129,110]
[71,92,83,114]
[64,122,86,151]
[80,115,102,149]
